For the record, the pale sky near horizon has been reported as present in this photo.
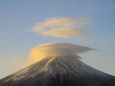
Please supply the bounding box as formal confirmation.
[0,0,115,78]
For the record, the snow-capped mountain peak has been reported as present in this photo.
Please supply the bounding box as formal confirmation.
[0,56,115,86]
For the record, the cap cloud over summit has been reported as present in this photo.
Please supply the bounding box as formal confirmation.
[28,42,95,64]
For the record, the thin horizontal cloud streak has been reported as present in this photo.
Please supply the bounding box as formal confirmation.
[42,28,86,38]
[31,17,92,38]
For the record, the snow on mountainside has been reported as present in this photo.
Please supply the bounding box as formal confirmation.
[0,56,115,86]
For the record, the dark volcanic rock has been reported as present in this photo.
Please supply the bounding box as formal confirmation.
[0,56,115,86]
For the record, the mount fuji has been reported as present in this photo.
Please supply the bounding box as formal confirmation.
[0,43,115,86]
[0,56,115,86]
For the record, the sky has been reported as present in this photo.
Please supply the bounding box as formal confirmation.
[0,0,115,78]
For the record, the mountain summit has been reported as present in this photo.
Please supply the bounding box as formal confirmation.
[0,56,115,86]
[0,43,115,86]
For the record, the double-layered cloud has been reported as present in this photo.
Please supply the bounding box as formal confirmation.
[31,17,92,38]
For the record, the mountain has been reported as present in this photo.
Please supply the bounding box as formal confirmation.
[0,56,115,86]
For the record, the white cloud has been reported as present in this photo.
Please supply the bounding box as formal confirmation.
[28,42,95,64]
[42,27,86,38]
[31,17,92,38]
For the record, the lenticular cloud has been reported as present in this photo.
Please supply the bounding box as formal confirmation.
[29,42,95,64]
[31,17,92,38]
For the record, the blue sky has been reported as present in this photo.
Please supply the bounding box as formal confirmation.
[0,0,115,78]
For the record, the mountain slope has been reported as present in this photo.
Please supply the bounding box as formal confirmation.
[0,56,115,86]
